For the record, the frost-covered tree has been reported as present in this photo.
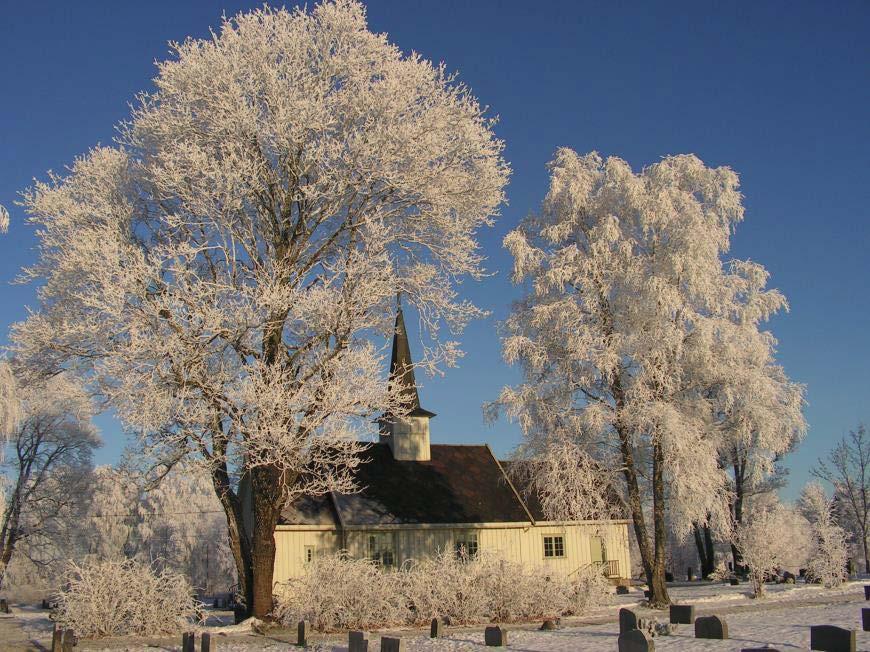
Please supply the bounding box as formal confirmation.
[134,464,235,594]
[493,150,795,606]
[714,360,805,572]
[0,371,100,588]
[0,205,9,234]
[12,0,507,617]
[735,500,810,598]
[813,425,870,572]
[800,482,848,588]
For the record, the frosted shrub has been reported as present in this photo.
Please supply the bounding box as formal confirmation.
[273,550,611,631]
[735,503,811,598]
[272,555,406,631]
[566,563,612,613]
[54,559,202,638]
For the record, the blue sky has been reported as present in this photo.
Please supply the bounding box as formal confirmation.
[1,0,867,498]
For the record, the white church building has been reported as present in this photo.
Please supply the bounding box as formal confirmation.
[270,306,632,585]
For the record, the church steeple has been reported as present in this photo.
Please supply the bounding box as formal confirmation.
[380,299,435,460]
[388,303,436,419]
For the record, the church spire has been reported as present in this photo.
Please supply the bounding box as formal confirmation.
[389,300,435,418]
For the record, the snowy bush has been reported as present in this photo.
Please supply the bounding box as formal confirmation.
[53,558,202,638]
[800,482,848,588]
[735,503,811,598]
[273,550,611,631]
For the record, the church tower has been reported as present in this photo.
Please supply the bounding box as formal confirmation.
[379,303,436,461]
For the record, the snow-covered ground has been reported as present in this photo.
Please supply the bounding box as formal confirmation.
[2,580,869,650]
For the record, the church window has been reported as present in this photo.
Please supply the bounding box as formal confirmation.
[304,545,315,564]
[368,532,396,567]
[454,532,479,559]
[543,535,565,558]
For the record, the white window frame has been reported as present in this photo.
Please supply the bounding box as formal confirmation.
[454,531,480,560]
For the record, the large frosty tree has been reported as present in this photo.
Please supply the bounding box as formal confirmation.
[494,150,797,606]
[13,0,508,617]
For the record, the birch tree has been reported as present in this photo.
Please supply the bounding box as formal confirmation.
[813,425,870,573]
[0,372,100,588]
[494,150,795,606]
[12,0,508,617]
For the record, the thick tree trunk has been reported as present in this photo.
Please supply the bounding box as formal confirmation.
[731,460,746,574]
[209,458,254,616]
[863,534,869,575]
[651,440,669,603]
[617,423,670,607]
[249,464,290,620]
[702,523,715,577]
[693,523,709,577]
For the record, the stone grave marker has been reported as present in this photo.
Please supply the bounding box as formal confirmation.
[618,629,655,652]
[182,631,195,652]
[51,625,62,652]
[380,636,404,652]
[783,571,796,584]
[809,624,856,652]
[349,630,369,652]
[619,608,639,633]
[616,585,630,595]
[484,625,508,646]
[430,617,443,638]
[863,608,870,632]
[695,615,728,639]
[687,566,694,581]
[0,599,8,614]
[669,604,694,624]
[297,620,310,646]
[201,632,212,652]
[865,585,870,601]
[730,577,740,585]
[540,618,558,630]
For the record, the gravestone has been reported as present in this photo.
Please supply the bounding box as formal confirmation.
[618,629,655,652]
[616,585,630,595]
[669,604,694,624]
[61,629,76,652]
[298,620,310,646]
[430,617,443,638]
[863,608,870,632]
[687,566,694,581]
[233,605,247,624]
[484,625,508,646]
[783,571,796,584]
[51,625,62,652]
[182,631,195,652]
[730,577,740,585]
[664,571,674,582]
[695,615,728,639]
[0,599,7,614]
[539,619,558,630]
[810,624,856,652]
[619,608,639,633]
[349,630,369,652]
[42,599,50,609]
[865,585,870,601]
[380,636,404,652]
[643,589,651,598]
[201,632,212,652]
